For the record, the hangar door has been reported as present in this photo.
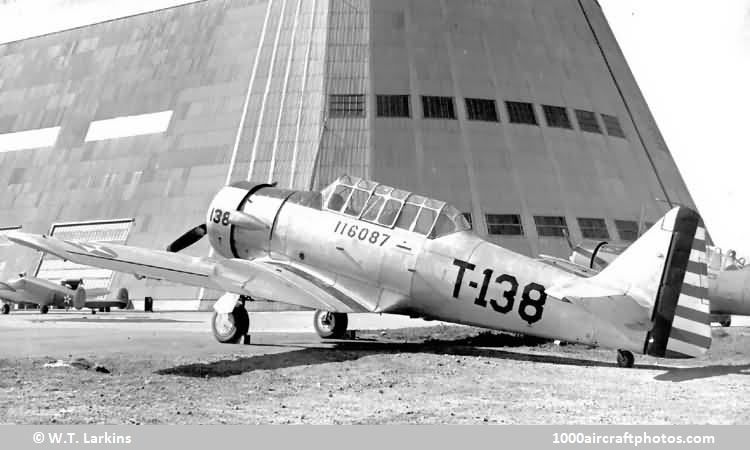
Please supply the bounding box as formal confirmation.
[0,226,22,277]
[34,220,134,296]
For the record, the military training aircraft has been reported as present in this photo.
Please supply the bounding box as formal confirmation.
[561,235,750,327]
[7,175,712,368]
[0,275,130,314]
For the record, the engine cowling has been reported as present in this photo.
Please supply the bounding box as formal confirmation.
[206,182,291,260]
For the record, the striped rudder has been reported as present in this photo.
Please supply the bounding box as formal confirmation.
[645,210,711,358]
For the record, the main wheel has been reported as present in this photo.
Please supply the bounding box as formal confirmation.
[616,349,634,368]
[1,304,9,315]
[720,318,731,327]
[104,307,111,313]
[313,310,348,339]
[212,304,250,344]
[40,305,49,314]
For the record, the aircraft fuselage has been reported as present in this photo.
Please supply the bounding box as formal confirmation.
[208,186,648,353]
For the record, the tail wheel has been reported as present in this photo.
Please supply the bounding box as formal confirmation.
[1,304,9,315]
[313,310,348,339]
[616,349,634,368]
[40,305,49,314]
[212,304,250,344]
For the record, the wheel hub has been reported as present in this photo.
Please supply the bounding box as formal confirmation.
[317,312,335,331]
[214,312,236,335]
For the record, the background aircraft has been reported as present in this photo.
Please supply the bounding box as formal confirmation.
[0,275,130,314]
[8,175,711,368]
[562,235,750,327]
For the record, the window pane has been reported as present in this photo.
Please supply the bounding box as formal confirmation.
[376,95,410,118]
[344,189,370,216]
[575,109,602,133]
[505,101,538,125]
[615,220,639,242]
[534,215,568,237]
[329,94,366,118]
[577,217,610,239]
[395,203,419,230]
[361,195,385,222]
[327,185,351,212]
[414,208,437,235]
[431,212,456,238]
[378,199,403,227]
[422,96,456,119]
[465,98,499,122]
[486,214,524,236]
[542,105,572,129]
[601,114,626,138]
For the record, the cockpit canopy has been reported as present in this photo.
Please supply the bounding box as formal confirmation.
[321,175,472,238]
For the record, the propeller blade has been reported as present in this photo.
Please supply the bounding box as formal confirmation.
[166,224,207,253]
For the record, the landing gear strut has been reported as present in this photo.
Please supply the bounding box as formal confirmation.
[313,310,348,339]
[616,349,634,368]
[212,303,250,344]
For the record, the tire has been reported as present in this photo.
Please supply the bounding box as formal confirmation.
[313,310,348,339]
[616,349,634,368]
[212,304,250,344]
[720,318,731,327]
[40,305,49,314]
[1,304,9,315]
[104,307,111,313]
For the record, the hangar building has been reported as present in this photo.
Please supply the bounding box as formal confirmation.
[0,0,696,310]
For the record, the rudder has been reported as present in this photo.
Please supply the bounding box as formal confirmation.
[645,209,711,358]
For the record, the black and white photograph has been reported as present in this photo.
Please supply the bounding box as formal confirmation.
[0,0,748,440]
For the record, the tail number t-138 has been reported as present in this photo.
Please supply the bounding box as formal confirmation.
[452,258,546,325]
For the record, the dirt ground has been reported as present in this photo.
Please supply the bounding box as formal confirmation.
[1,317,749,424]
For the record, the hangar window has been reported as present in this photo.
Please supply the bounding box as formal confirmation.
[85,111,172,141]
[577,218,610,239]
[35,219,134,293]
[534,216,568,237]
[421,96,456,119]
[465,98,499,122]
[505,101,538,125]
[0,126,60,153]
[575,109,602,134]
[377,95,411,117]
[486,214,524,236]
[542,105,572,129]
[329,94,366,118]
[601,114,626,138]
[615,220,639,242]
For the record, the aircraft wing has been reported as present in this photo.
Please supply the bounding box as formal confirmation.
[6,232,369,314]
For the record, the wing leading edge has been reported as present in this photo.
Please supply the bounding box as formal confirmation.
[6,232,370,314]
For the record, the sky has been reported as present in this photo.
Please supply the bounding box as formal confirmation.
[0,0,749,254]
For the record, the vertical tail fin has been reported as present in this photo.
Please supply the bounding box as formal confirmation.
[593,207,711,358]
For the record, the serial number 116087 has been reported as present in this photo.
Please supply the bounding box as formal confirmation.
[334,221,391,246]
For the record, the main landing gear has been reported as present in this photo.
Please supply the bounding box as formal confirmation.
[313,310,349,339]
[40,305,49,314]
[616,349,634,368]
[211,303,250,344]
[1,304,9,315]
